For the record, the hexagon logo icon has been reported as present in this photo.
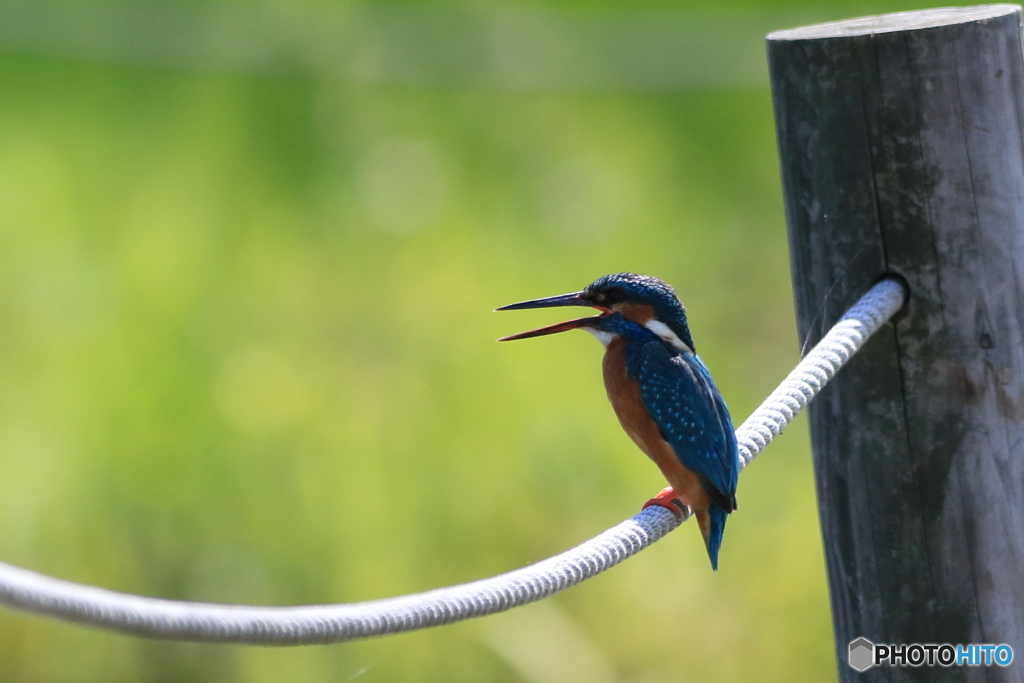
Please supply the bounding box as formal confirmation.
[848,637,875,672]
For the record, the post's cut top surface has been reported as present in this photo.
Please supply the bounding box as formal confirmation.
[767,4,1020,40]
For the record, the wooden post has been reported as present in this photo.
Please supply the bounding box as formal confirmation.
[769,6,1024,681]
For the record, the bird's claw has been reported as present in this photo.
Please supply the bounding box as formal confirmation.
[642,486,686,520]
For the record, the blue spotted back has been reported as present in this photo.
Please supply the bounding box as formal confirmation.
[625,340,738,507]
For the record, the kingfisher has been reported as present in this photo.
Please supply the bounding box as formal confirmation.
[497,273,739,570]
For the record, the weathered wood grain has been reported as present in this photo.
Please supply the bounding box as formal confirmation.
[769,6,1024,682]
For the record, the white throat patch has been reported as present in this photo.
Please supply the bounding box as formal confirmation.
[585,328,616,347]
[644,319,693,353]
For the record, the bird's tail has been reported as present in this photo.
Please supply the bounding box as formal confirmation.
[695,503,730,571]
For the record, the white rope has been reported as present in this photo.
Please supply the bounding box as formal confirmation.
[0,277,906,644]
[735,277,906,467]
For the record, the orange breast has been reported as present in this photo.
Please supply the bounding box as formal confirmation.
[602,339,710,513]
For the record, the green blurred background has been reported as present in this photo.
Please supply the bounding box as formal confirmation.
[0,0,933,681]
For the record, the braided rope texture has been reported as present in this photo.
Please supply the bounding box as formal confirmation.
[735,277,906,467]
[0,278,906,644]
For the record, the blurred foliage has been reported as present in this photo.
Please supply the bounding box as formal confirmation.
[0,1,934,681]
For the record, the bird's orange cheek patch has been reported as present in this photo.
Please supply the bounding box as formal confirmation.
[613,302,657,324]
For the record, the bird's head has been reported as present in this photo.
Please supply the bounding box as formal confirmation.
[496,272,695,352]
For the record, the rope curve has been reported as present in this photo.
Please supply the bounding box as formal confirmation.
[735,277,906,467]
[0,277,907,644]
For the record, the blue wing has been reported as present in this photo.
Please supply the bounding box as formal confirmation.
[627,340,738,507]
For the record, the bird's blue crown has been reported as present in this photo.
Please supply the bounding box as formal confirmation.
[583,273,696,352]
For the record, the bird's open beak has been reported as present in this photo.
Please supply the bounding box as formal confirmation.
[495,291,608,341]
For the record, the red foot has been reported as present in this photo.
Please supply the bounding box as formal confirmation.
[642,486,686,520]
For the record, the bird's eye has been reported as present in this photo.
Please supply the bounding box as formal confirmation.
[602,287,626,304]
